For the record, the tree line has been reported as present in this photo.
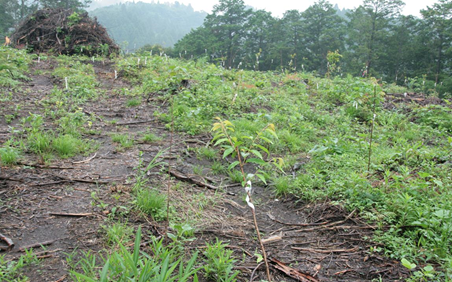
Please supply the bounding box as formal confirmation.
[172,0,452,97]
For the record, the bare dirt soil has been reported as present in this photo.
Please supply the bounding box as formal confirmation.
[0,58,410,281]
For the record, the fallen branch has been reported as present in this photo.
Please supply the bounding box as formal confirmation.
[72,153,97,164]
[291,247,359,254]
[0,176,23,182]
[262,235,282,244]
[19,240,56,251]
[226,245,253,257]
[116,120,154,126]
[324,225,377,231]
[267,213,328,227]
[33,180,69,187]
[295,209,356,232]
[36,254,54,259]
[0,233,15,251]
[17,161,73,169]
[49,212,93,217]
[334,269,357,276]
[250,262,264,282]
[54,275,67,282]
[52,174,116,184]
[12,248,62,260]
[270,258,318,282]
[168,169,218,190]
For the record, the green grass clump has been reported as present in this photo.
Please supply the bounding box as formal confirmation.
[196,147,217,160]
[0,147,20,166]
[27,131,53,155]
[126,98,141,107]
[111,134,134,149]
[272,176,293,197]
[135,188,167,221]
[102,222,134,246]
[228,170,243,184]
[211,161,226,175]
[141,132,162,143]
[52,134,88,158]
[0,250,39,281]
[69,227,200,281]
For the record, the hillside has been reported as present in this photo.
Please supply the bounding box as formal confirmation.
[1,47,451,281]
[89,1,206,50]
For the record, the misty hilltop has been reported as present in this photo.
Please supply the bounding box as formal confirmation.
[89,1,207,50]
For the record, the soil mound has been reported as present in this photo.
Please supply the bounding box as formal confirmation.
[11,8,119,56]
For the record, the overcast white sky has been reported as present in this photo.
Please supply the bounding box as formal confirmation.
[155,0,439,17]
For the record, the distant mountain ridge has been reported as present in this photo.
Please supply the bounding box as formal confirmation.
[89,1,206,50]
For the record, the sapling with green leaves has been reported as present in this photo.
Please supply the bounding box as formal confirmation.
[211,117,283,185]
[212,117,283,282]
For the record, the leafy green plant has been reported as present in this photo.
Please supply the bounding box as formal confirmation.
[67,12,81,27]
[57,110,88,137]
[0,47,32,88]
[211,117,279,281]
[212,117,283,185]
[402,258,436,282]
[66,250,99,281]
[412,105,452,132]
[203,240,239,282]
[167,223,196,253]
[52,59,99,100]
[132,150,165,192]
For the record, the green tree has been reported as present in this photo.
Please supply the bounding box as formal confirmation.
[345,0,405,76]
[0,0,15,34]
[0,0,37,34]
[243,10,276,70]
[420,0,452,84]
[383,15,421,82]
[203,0,252,68]
[280,10,303,70]
[174,26,213,59]
[300,0,345,74]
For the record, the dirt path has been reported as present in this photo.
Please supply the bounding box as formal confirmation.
[0,58,409,281]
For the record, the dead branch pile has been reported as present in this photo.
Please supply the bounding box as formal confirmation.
[11,8,119,56]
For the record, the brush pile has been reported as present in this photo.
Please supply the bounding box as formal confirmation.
[11,8,119,56]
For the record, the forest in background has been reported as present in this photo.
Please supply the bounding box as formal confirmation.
[172,0,452,98]
[1,0,452,97]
